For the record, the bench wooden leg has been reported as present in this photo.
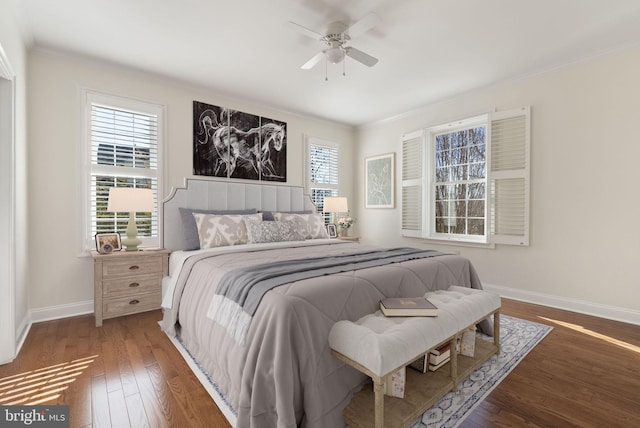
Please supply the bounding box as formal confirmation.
[373,378,384,428]
[450,335,459,391]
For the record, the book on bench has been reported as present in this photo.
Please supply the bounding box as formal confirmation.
[379,296,438,317]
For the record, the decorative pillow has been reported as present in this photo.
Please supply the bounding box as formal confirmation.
[273,213,329,239]
[192,213,262,248]
[179,208,257,250]
[260,210,313,221]
[243,218,305,243]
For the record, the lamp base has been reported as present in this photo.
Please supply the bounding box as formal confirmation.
[121,237,142,251]
[123,212,142,251]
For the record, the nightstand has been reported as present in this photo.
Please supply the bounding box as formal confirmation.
[92,249,169,327]
[338,236,360,243]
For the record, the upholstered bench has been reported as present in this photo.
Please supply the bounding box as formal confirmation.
[329,286,501,428]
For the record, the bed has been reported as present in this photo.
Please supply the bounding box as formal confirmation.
[160,179,490,428]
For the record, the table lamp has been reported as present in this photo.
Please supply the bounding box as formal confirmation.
[323,196,348,224]
[107,187,154,251]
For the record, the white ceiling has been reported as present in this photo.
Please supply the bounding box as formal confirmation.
[17,0,640,127]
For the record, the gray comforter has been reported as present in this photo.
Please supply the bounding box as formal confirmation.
[161,240,487,428]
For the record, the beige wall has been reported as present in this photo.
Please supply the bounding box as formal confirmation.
[356,48,640,321]
[0,0,29,359]
[26,50,355,314]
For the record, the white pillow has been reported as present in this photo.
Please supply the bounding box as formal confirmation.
[273,213,329,239]
[192,213,263,248]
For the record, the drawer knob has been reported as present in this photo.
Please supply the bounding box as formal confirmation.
[129,282,140,288]
[129,299,140,305]
[129,265,140,271]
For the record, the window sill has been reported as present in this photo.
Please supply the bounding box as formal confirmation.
[413,237,495,250]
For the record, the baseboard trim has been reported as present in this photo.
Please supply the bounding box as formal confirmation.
[10,301,93,362]
[484,283,640,326]
[15,314,32,358]
[30,300,94,323]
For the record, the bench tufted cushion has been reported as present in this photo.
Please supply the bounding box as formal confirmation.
[328,286,500,377]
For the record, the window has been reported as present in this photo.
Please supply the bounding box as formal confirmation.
[81,91,164,251]
[402,107,530,246]
[305,137,339,223]
[432,116,487,242]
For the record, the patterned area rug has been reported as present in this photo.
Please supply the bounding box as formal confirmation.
[409,315,553,428]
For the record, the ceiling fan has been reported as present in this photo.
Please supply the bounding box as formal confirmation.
[288,12,380,72]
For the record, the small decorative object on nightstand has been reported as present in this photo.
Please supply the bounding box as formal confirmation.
[336,213,356,237]
[92,248,169,327]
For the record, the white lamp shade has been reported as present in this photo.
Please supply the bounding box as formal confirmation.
[323,196,348,213]
[107,187,154,213]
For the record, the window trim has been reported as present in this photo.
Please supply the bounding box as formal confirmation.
[79,89,166,254]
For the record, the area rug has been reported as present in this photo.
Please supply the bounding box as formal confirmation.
[408,315,553,428]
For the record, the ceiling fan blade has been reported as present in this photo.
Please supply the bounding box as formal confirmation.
[346,12,380,38]
[287,20,324,40]
[301,51,325,69]
[345,47,378,67]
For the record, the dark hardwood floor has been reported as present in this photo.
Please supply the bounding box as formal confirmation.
[1,299,638,427]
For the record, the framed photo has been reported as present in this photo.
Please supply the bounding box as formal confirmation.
[326,223,338,238]
[365,152,395,208]
[95,232,122,254]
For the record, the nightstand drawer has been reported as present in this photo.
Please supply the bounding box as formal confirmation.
[103,273,161,297]
[103,291,161,318]
[101,257,163,278]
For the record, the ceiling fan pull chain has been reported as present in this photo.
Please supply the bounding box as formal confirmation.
[343,57,346,77]
[325,56,329,81]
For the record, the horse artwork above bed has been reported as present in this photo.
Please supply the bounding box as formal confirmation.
[160,178,493,428]
[193,101,287,182]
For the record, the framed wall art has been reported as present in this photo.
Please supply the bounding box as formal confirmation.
[365,152,395,209]
[192,101,287,182]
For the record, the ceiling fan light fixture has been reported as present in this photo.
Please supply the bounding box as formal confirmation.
[325,47,344,64]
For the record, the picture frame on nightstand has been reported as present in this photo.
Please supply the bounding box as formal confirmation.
[95,232,122,253]
[326,223,338,238]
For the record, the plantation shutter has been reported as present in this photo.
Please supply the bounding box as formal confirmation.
[86,91,164,250]
[307,138,339,221]
[401,130,424,237]
[488,106,530,245]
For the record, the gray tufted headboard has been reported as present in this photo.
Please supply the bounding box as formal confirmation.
[162,178,317,251]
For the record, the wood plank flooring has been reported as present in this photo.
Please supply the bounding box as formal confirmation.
[0,299,638,427]
[461,300,640,428]
[0,310,229,428]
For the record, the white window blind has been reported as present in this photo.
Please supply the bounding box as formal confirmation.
[306,137,339,222]
[402,131,423,237]
[83,91,164,250]
[489,106,530,245]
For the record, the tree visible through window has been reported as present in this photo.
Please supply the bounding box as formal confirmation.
[434,126,486,237]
